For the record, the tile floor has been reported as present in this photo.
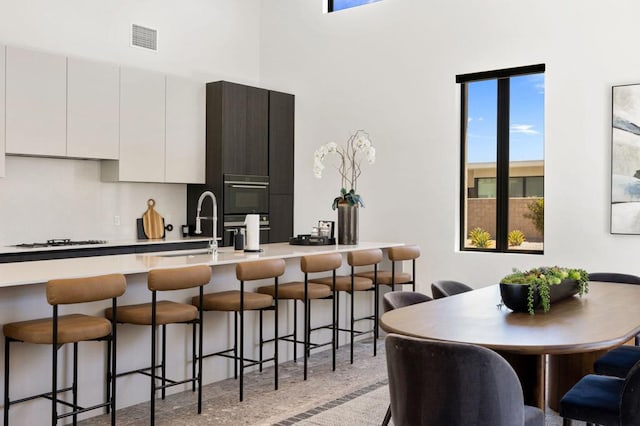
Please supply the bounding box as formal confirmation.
[79,338,582,425]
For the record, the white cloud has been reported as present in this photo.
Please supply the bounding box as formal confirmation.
[510,124,538,135]
[527,74,545,94]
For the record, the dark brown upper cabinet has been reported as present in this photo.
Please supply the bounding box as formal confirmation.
[209,81,269,176]
[188,81,294,244]
[269,90,295,195]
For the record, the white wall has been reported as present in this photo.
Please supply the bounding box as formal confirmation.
[259,0,640,290]
[0,0,262,83]
[0,0,263,244]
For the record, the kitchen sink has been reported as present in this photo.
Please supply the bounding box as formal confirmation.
[152,247,234,257]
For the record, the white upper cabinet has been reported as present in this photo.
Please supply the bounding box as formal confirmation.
[1,45,204,182]
[165,76,205,184]
[5,46,67,157]
[67,57,119,159]
[103,67,165,182]
[0,44,5,178]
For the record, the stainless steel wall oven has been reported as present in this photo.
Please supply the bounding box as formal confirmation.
[223,174,269,215]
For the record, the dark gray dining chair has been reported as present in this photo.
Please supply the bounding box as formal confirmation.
[385,334,544,426]
[381,291,433,426]
[430,280,473,299]
[590,272,640,378]
[383,290,432,313]
[588,272,640,285]
[560,359,640,426]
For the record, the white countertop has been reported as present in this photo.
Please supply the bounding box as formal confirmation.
[0,236,212,255]
[0,242,403,288]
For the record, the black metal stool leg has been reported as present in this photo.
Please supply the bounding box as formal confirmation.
[150,292,157,426]
[197,288,203,414]
[335,292,340,351]
[332,282,337,371]
[192,319,196,392]
[161,324,167,400]
[293,300,298,362]
[4,337,10,426]
[303,272,310,381]
[52,307,59,426]
[304,299,309,380]
[382,404,392,426]
[233,312,238,379]
[239,283,245,402]
[106,331,112,414]
[259,309,264,372]
[350,273,355,364]
[374,285,379,341]
[412,259,416,292]
[73,342,79,425]
[373,266,379,356]
[274,279,279,391]
[110,331,117,426]
[306,301,312,358]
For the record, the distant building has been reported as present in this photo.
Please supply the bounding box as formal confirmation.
[466,160,544,198]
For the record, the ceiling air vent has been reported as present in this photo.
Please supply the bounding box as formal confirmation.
[131,24,158,51]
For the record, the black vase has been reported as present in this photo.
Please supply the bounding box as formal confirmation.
[500,279,579,313]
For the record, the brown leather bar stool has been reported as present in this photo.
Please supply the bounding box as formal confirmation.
[3,273,126,426]
[310,249,382,362]
[258,254,339,379]
[355,245,420,342]
[192,258,285,402]
[106,265,211,425]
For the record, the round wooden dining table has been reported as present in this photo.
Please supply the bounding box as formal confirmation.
[380,282,640,410]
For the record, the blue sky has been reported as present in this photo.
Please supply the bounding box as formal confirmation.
[332,0,382,11]
[467,74,545,163]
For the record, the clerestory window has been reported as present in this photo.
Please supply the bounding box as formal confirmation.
[328,0,383,12]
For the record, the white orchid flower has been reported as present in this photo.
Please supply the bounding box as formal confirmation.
[314,148,328,161]
[365,146,376,164]
[313,161,324,178]
[312,131,376,198]
[357,136,371,151]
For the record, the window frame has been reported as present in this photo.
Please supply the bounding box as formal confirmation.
[457,64,545,254]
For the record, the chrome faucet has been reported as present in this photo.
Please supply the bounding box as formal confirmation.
[195,191,218,253]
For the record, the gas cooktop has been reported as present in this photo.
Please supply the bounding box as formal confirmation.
[14,239,108,248]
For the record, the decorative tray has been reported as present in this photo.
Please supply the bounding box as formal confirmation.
[289,235,336,246]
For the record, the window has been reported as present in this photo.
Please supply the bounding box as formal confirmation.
[458,65,545,253]
[473,176,544,198]
[328,0,383,12]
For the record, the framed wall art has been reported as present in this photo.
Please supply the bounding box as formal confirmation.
[612,84,640,234]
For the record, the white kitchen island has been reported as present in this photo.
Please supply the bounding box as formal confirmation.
[0,241,403,424]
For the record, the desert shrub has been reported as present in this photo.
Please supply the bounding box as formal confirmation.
[508,230,526,246]
[524,198,544,234]
[469,227,491,248]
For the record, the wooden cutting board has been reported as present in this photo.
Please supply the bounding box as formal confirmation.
[142,199,164,239]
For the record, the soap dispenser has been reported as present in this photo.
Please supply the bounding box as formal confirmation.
[234,228,245,251]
